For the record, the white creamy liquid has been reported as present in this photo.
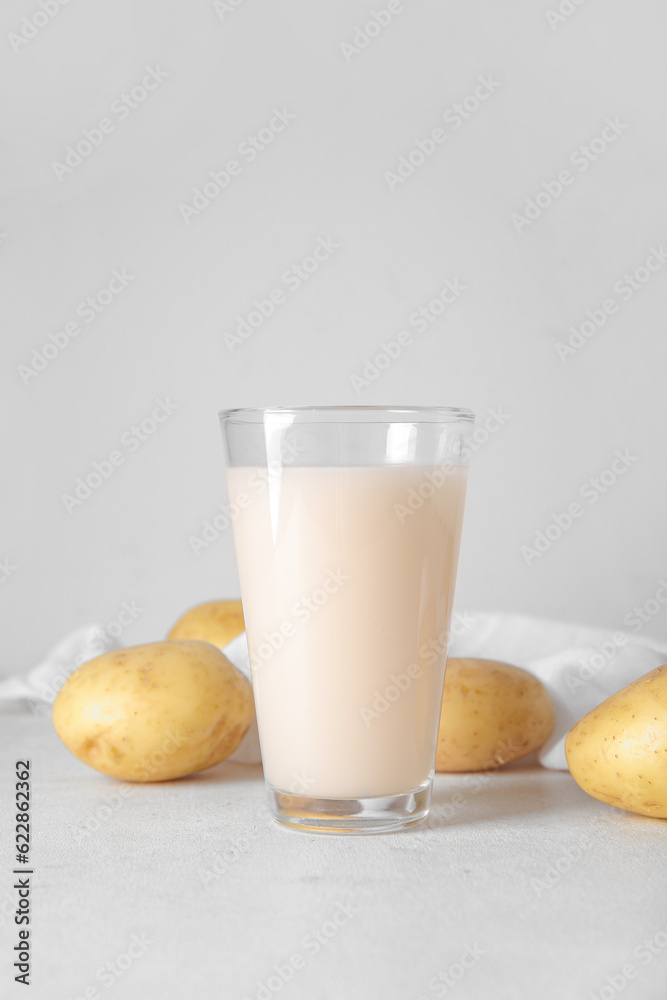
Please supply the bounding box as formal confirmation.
[227,464,467,798]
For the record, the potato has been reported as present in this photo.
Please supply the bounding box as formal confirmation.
[52,640,253,782]
[565,664,667,818]
[436,657,554,772]
[167,599,245,649]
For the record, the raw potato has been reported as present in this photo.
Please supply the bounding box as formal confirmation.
[565,664,667,818]
[167,599,245,649]
[52,640,253,782]
[436,658,555,772]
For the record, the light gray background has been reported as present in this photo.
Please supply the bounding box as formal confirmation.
[2,0,667,673]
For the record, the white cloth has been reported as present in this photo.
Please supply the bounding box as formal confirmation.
[1,613,665,770]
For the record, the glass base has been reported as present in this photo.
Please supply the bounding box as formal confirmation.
[266,779,432,835]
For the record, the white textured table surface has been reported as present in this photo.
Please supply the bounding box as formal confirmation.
[1,714,666,1000]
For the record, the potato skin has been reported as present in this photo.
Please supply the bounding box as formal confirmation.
[565,664,667,818]
[436,658,555,772]
[167,600,245,649]
[52,640,253,782]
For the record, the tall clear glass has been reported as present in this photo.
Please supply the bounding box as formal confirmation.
[219,406,474,834]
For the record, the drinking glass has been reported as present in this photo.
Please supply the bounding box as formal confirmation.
[220,406,474,833]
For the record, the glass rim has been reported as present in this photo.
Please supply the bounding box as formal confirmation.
[219,405,475,424]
